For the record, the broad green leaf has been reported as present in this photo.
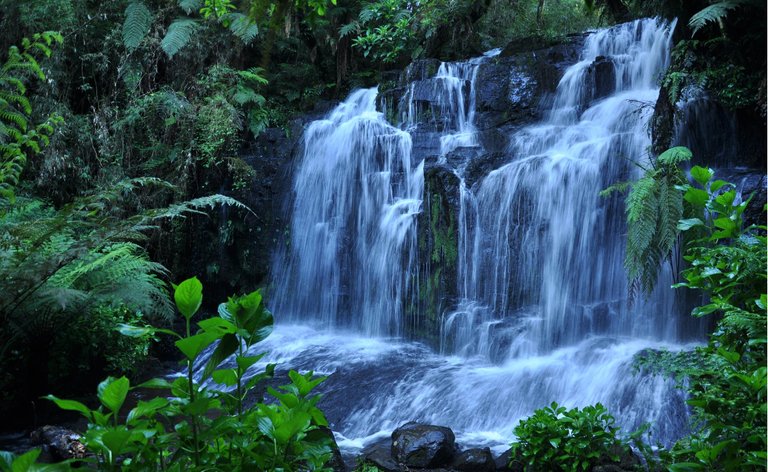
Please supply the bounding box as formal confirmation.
[102,428,132,457]
[710,179,730,192]
[678,218,704,230]
[198,316,236,335]
[236,353,265,371]
[212,369,238,387]
[134,378,173,389]
[175,331,218,360]
[44,395,92,419]
[689,165,713,186]
[127,397,169,425]
[201,332,238,380]
[98,376,130,414]
[174,277,203,320]
[684,188,709,207]
[10,448,40,472]
[117,324,181,339]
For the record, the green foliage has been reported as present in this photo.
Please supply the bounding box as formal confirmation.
[609,146,690,296]
[629,168,767,471]
[0,32,62,204]
[511,402,636,472]
[36,277,334,471]
[161,18,201,58]
[688,0,763,37]
[122,2,153,51]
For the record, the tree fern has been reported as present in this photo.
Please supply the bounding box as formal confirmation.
[122,1,154,51]
[616,147,691,297]
[161,19,200,59]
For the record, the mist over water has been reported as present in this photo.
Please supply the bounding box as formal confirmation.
[206,18,704,453]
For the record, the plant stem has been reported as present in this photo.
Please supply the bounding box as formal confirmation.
[186,317,200,467]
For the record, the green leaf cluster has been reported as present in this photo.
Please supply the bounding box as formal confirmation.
[510,402,636,472]
[32,277,334,471]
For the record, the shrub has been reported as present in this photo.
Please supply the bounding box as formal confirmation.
[510,402,634,472]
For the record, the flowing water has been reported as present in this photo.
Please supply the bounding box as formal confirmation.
[206,18,705,453]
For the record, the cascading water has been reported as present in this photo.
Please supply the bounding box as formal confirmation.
[209,18,704,454]
[271,89,422,336]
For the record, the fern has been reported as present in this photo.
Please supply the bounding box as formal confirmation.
[179,0,204,14]
[122,1,154,51]
[226,13,259,44]
[339,21,359,38]
[619,147,691,296]
[689,1,742,36]
[161,19,200,58]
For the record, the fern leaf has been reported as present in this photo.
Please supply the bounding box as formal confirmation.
[122,1,154,51]
[179,0,204,14]
[657,146,692,167]
[689,1,741,36]
[161,19,200,59]
[227,13,259,44]
[624,176,659,288]
[339,21,359,38]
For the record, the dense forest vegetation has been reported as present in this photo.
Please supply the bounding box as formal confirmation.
[0,0,765,470]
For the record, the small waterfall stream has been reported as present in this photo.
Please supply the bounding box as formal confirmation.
[210,18,704,453]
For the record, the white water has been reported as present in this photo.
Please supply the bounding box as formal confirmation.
[211,18,702,454]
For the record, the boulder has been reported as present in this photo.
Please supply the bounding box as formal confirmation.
[29,425,86,461]
[453,447,495,471]
[391,422,457,468]
[360,437,399,472]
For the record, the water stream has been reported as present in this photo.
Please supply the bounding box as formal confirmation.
[205,18,703,454]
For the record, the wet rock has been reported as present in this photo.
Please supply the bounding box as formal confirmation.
[30,425,86,460]
[391,422,457,468]
[464,151,508,188]
[588,55,616,102]
[495,447,525,472]
[453,447,495,471]
[360,437,399,472]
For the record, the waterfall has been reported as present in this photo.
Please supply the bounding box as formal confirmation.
[446,19,685,358]
[236,18,701,452]
[271,89,423,336]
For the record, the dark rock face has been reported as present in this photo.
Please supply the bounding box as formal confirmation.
[391,422,457,468]
[588,55,616,102]
[452,447,495,471]
[413,165,461,346]
[360,437,400,472]
[474,37,584,132]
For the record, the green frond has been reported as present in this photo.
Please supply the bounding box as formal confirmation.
[339,21,359,38]
[0,109,29,132]
[689,1,742,36]
[179,0,204,14]
[123,1,154,51]
[720,304,766,339]
[0,91,32,114]
[657,146,692,167]
[227,13,259,44]
[624,176,659,290]
[161,19,200,59]
[238,67,268,85]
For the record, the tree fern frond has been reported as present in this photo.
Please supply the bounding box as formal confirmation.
[179,0,204,14]
[339,21,359,38]
[123,1,154,51]
[657,146,692,167]
[689,1,742,36]
[227,13,259,44]
[161,19,200,59]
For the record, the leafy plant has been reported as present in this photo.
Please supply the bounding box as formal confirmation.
[0,31,63,204]
[510,402,636,472]
[37,277,334,471]
[602,146,692,296]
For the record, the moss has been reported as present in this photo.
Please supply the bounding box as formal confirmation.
[430,193,458,265]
